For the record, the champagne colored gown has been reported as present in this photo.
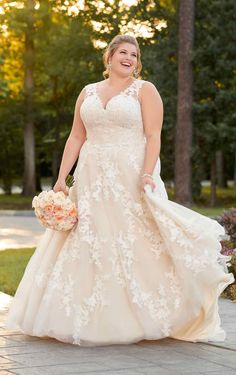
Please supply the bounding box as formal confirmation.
[4,79,235,346]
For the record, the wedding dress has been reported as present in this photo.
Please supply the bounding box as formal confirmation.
[4,79,235,346]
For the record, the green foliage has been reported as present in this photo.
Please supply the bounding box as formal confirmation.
[195,185,236,207]
[137,1,179,181]
[65,174,75,188]
[0,100,24,194]
[0,0,235,195]
[167,184,236,213]
[193,0,236,173]
[217,208,236,243]
[217,207,236,301]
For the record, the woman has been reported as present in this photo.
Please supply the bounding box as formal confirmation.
[4,34,234,346]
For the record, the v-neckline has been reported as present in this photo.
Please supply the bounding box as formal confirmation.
[95,79,136,111]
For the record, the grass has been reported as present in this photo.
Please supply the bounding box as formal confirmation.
[192,185,236,217]
[191,206,227,217]
[0,194,33,210]
[0,177,52,209]
[0,248,35,296]
[166,185,236,216]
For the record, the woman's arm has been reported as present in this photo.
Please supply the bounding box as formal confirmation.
[53,88,87,194]
[139,81,164,191]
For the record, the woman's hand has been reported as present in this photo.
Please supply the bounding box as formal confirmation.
[140,175,156,192]
[53,179,69,195]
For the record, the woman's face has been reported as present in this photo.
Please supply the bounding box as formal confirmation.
[109,42,138,78]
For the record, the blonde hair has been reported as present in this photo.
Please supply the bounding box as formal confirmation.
[102,34,142,79]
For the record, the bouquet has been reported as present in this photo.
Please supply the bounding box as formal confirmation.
[32,190,78,231]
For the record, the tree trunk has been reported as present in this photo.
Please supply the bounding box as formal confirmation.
[22,0,36,197]
[174,0,195,206]
[234,151,236,186]
[52,120,60,186]
[216,150,227,188]
[51,76,61,187]
[3,141,12,194]
[210,156,217,207]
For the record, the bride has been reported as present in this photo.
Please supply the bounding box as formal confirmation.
[4,34,235,346]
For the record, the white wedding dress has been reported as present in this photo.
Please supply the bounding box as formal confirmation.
[4,79,235,346]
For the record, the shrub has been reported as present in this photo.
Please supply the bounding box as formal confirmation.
[217,208,236,301]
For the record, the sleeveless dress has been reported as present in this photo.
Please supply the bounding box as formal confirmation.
[4,79,235,346]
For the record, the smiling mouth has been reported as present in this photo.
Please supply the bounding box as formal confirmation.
[121,62,132,68]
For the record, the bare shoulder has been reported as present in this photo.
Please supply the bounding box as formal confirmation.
[75,88,85,107]
[139,80,163,104]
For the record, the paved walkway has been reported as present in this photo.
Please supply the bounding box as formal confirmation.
[0,212,43,250]
[0,292,235,374]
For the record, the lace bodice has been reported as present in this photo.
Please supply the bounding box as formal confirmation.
[80,79,145,143]
[79,78,164,179]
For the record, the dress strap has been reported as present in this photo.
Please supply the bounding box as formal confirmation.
[135,79,145,98]
[124,79,145,100]
[84,83,96,98]
[135,79,145,90]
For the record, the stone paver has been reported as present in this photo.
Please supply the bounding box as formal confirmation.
[0,214,43,250]
[0,292,235,374]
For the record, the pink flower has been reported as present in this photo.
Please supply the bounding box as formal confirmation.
[32,190,78,231]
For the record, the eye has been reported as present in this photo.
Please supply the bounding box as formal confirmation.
[120,50,126,54]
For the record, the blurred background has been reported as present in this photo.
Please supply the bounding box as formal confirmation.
[0,0,235,214]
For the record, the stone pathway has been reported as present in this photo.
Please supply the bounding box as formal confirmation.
[0,292,235,374]
[0,212,43,250]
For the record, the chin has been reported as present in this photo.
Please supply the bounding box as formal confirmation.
[117,70,132,78]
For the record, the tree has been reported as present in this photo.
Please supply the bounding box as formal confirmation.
[1,0,235,201]
[22,0,36,196]
[174,0,195,206]
[194,0,236,205]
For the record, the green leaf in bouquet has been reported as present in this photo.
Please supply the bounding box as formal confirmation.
[65,175,75,188]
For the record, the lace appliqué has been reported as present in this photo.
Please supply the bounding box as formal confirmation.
[165,266,182,310]
[123,79,144,101]
[72,273,111,345]
[155,209,219,274]
[84,83,96,98]
[35,264,54,288]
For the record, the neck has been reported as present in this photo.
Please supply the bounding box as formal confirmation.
[107,72,134,86]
